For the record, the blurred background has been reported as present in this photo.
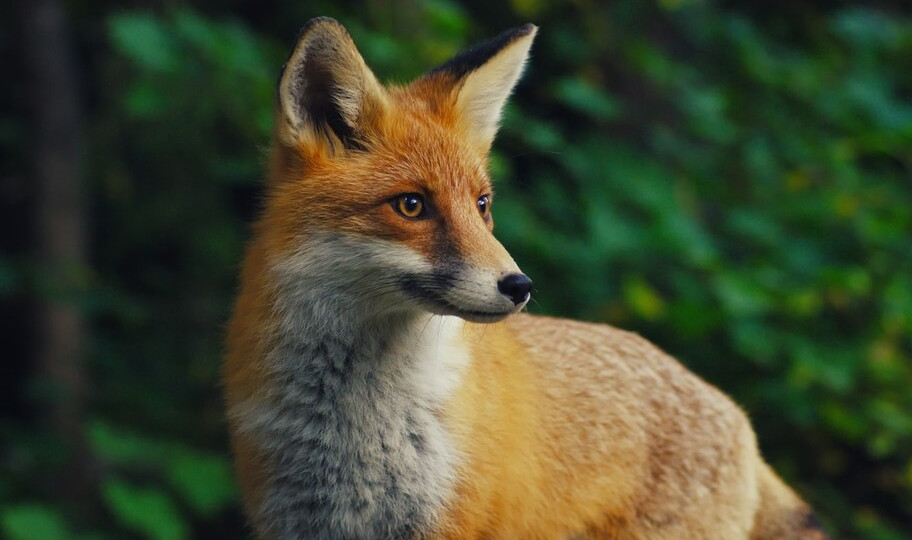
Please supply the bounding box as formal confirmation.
[2,0,911,538]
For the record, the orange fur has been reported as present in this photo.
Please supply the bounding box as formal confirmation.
[223,18,828,539]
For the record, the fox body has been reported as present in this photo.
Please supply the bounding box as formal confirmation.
[223,18,828,540]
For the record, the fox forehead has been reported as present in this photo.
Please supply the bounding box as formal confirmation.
[378,108,492,199]
[303,97,492,202]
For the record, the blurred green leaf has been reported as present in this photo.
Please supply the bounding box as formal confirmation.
[622,275,666,321]
[102,478,187,540]
[424,0,469,36]
[167,453,237,517]
[552,77,621,121]
[108,14,178,72]
[1,505,73,540]
[88,420,171,465]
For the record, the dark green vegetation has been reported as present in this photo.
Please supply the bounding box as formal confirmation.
[2,1,910,538]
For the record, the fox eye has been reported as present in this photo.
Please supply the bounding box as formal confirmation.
[477,195,491,219]
[393,193,426,219]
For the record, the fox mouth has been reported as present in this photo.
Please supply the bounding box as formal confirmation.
[434,298,514,322]
[399,274,515,322]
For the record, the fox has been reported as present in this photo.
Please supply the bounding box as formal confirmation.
[223,17,830,540]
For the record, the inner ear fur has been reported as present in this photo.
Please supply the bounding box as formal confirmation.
[425,24,537,155]
[277,17,387,152]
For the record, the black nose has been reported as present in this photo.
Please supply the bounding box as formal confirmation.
[497,273,533,305]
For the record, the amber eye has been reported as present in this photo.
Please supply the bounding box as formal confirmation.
[393,193,426,219]
[477,195,491,218]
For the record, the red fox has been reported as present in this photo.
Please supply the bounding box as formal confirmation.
[224,17,830,540]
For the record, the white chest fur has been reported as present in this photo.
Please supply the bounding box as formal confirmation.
[234,314,470,540]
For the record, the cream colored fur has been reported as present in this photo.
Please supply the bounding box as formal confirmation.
[453,28,537,152]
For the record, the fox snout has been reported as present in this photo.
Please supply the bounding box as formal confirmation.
[497,273,533,305]
[397,262,531,323]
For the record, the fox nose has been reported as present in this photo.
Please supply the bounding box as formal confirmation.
[497,273,533,305]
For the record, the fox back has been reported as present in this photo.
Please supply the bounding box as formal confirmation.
[224,18,829,540]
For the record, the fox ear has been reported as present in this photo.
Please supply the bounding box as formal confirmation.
[277,17,387,152]
[428,24,537,154]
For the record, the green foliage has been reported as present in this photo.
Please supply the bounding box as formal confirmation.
[88,420,237,534]
[1,505,73,540]
[3,1,910,539]
[166,453,236,518]
[102,479,186,540]
[551,77,621,121]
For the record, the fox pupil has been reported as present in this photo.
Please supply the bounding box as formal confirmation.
[478,196,489,216]
[395,193,425,218]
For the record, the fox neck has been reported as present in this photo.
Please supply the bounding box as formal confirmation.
[247,262,468,539]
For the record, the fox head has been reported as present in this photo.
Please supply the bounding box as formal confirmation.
[262,18,536,326]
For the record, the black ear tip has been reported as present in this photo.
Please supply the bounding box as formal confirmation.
[279,17,355,86]
[295,16,349,40]
[427,23,538,80]
[516,23,538,36]
[496,23,538,44]
[279,17,339,88]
